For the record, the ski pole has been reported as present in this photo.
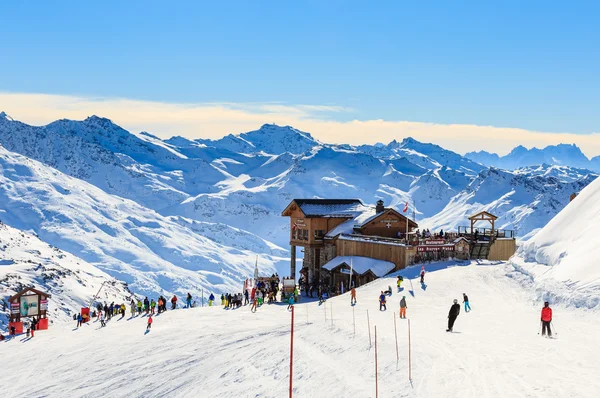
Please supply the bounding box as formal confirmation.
[537,321,542,335]
[551,321,558,336]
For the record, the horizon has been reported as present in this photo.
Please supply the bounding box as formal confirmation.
[1,107,598,159]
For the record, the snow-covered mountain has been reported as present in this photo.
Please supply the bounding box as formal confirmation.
[510,175,600,308]
[466,143,599,171]
[0,222,133,331]
[0,144,282,301]
[0,111,598,310]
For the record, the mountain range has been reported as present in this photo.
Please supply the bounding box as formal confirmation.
[0,111,597,309]
[466,144,600,172]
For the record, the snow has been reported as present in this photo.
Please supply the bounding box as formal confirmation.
[0,222,132,330]
[322,255,395,277]
[3,261,600,397]
[511,176,600,308]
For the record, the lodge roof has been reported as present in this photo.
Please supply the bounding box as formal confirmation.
[8,286,51,303]
[359,208,418,229]
[322,255,395,278]
[282,199,366,217]
[469,211,498,221]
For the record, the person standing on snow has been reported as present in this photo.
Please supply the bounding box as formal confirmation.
[130,299,136,317]
[244,290,249,305]
[150,299,156,314]
[541,301,553,337]
[420,267,425,284]
[100,312,106,327]
[399,296,407,319]
[147,315,153,331]
[171,295,178,310]
[120,303,126,318]
[137,299,143,315]
[186,293,192,308]
[447,299,461,332]
[287,295,295,310]
[379,291,387,311]
[76,313,83,328]
[397,276,403,291]
[350,287,357,305]
[463,293,471,313]
[209,293,215,306]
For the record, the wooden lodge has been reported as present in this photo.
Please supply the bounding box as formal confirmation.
[282,200,518,289]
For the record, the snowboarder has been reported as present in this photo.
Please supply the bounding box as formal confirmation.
[399,296,407,319]
[420,266,425,284]
[350,287,357,305]
[100,313,106,327]
[171,295,178,310]
[147,315,153,331]
[76,313,83,328]
[287,295,295,310]
[447,299,460,332]
[397,276,403,291]
[137,299,143,315]
[384,285,392,296]
[150,299,156,314]
[379,291,387,311]
[186,293,192,308]
[463,293,471,312]
[208,293,215,306]
[541,301,553,337]
[251,297,258,313]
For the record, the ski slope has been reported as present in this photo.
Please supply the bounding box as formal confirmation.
[3,261,599,398]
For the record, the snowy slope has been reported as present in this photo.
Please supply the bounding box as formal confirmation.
[0,222,132,332]
[511,176,600,308]
[0,145,282,299]
[3,261,599,397]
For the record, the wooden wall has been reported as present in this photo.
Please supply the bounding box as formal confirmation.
[336,239,408,271]
[360,210,411,239]
[488,239,516,261]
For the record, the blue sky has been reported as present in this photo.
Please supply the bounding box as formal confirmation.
[1,1,599,154]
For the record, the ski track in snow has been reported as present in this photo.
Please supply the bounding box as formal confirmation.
[3,262,600,398]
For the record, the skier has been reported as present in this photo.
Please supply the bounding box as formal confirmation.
[147,315,153,331]
[76,313,83,328]
[186,293,192,308]
[541,301,553,337]
[350,287,357,305]
[244,290,249,305]
[150,299,156,314]
[144,297,150,314]
[399,296,407,319]
[130,299,136,317]
[379,291,387,311]
[447,299,460,332]
[30,318,36,338]
[137,299,143,315]
[208,293,215,306]
[287,295,295,310]
[251,297,258,313]
[120,303,126,318]
[463,293,471,313]
[24,319,31,338]
[221,294,225,306]
[100,312,106,327]
[420,266,425,284]
[171,295,178,310]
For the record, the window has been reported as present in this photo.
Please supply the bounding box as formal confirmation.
[314,230,325,239]
[303,229,308,240]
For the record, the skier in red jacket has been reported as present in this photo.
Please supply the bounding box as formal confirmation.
[541,301,553,337]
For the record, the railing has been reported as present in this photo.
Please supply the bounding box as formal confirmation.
[456,226,515,239]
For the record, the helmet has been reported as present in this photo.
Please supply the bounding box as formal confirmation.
[453,299,458,304]
[544,301,549,306]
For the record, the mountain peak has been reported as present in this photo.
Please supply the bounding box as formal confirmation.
[0,111,14,122]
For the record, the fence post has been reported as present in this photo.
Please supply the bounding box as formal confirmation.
[394,312,399,364]
[289,306,295,398]
[367,310,372,347]
[408,318,412,381]
[330,301,333,327]
[375,325,379,398]
[353,305,355,336]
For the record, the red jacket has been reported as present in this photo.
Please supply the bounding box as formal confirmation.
[541,307,552,322]
[148,317,153,324]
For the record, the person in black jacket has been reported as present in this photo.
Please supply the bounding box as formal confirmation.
[447,299,461,332]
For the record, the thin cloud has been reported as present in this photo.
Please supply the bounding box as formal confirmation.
[0,92,598,158]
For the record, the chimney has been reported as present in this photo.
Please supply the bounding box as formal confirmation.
[570,193,578,202]
[375,199,385,214]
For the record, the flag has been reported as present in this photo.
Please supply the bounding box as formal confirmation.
[403,201,409,212]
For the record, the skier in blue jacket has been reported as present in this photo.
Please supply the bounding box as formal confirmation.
[287,295,295,310]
